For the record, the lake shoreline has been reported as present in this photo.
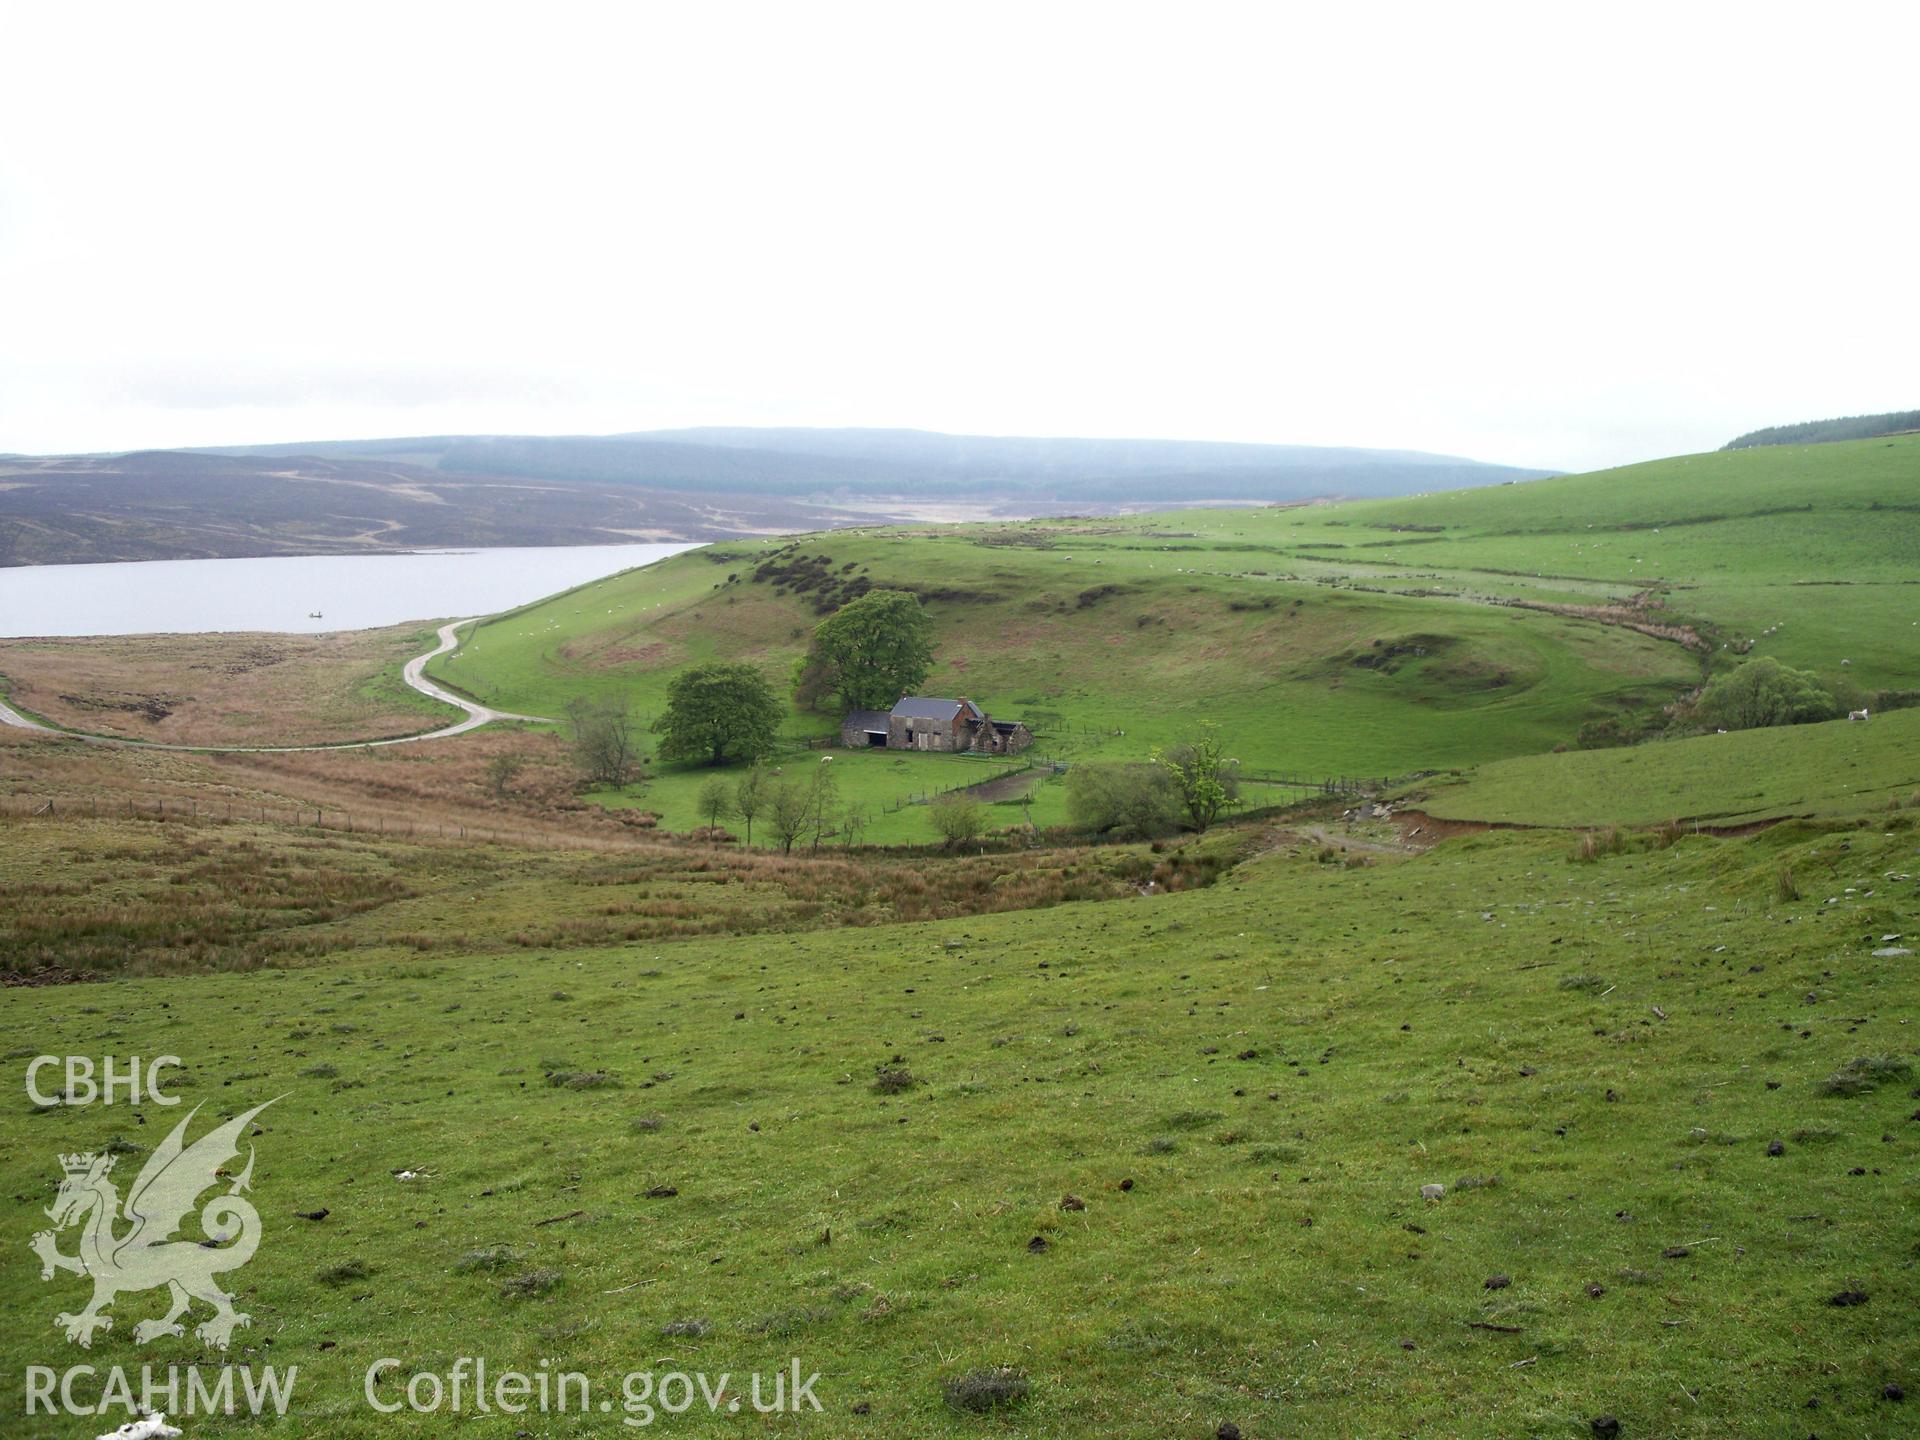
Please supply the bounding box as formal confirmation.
[0,541,699,638]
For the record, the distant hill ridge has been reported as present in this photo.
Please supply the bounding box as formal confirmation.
[1,427,1555,566]
[1724,409,1920,450]
[195,426,1556,503]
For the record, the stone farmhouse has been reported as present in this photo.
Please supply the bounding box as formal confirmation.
[841,696,1033,755]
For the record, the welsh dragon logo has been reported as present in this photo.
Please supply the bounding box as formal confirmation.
[32,1100,275,1350]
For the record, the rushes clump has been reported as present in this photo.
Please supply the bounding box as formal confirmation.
[454,1246,523,1273]
[317,1258,372,1286]
[1773,865,1801,902]
[1570,828,1628,863]
[500,1267,563,1298]
[872,1067,916,1095]
[943,1368,1031,1413]
[1817,1056,1912,1097]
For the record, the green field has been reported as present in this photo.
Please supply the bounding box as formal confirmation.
[6,810,1916,1437]
[1411,707,1920,829]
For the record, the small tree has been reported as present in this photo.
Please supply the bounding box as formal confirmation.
[929,793,989,847]
[1154,724,1241,832]
[840,802,871,849]
[697,775,736,834]
[805,762,841,851]
[734,763,769,846]
[566,696,642,788]
[768,775,814,855]
[808,589,935,711]
[655,664,782,767]
[485,753,526,799]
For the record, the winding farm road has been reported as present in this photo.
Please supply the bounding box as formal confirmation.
[0,618,547,754]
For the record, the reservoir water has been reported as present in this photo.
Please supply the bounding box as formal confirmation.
[0,542,699,637]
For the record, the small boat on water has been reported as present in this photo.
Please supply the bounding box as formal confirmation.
[308,610,323,618]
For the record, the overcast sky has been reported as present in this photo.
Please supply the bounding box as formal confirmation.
[2,2,1914,472]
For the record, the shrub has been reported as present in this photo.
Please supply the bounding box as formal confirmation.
[928,793,990,848]
[872,1067,916,1095]
[1576,715,1653,749]
[1696,656,1839,731]
[1066,763,1180,839]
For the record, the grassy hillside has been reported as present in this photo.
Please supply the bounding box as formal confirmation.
[1411,708,1920,829]
[1156,432,1920,694]
[4,810,1915,1437]
[431,435,1916,836]
[434,528,1692,776]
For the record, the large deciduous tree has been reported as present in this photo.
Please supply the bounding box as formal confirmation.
[654,664,782,767]
[802,589,935,711]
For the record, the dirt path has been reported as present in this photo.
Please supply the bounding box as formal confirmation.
[0,619,546,753]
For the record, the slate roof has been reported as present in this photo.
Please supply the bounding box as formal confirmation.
[845,709,891,732]
[890,697,983,721]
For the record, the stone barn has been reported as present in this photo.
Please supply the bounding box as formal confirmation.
[840,696,1033,755]
[841,709,892,747]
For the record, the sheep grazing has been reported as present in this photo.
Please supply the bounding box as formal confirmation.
[1849,708,1870,722]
